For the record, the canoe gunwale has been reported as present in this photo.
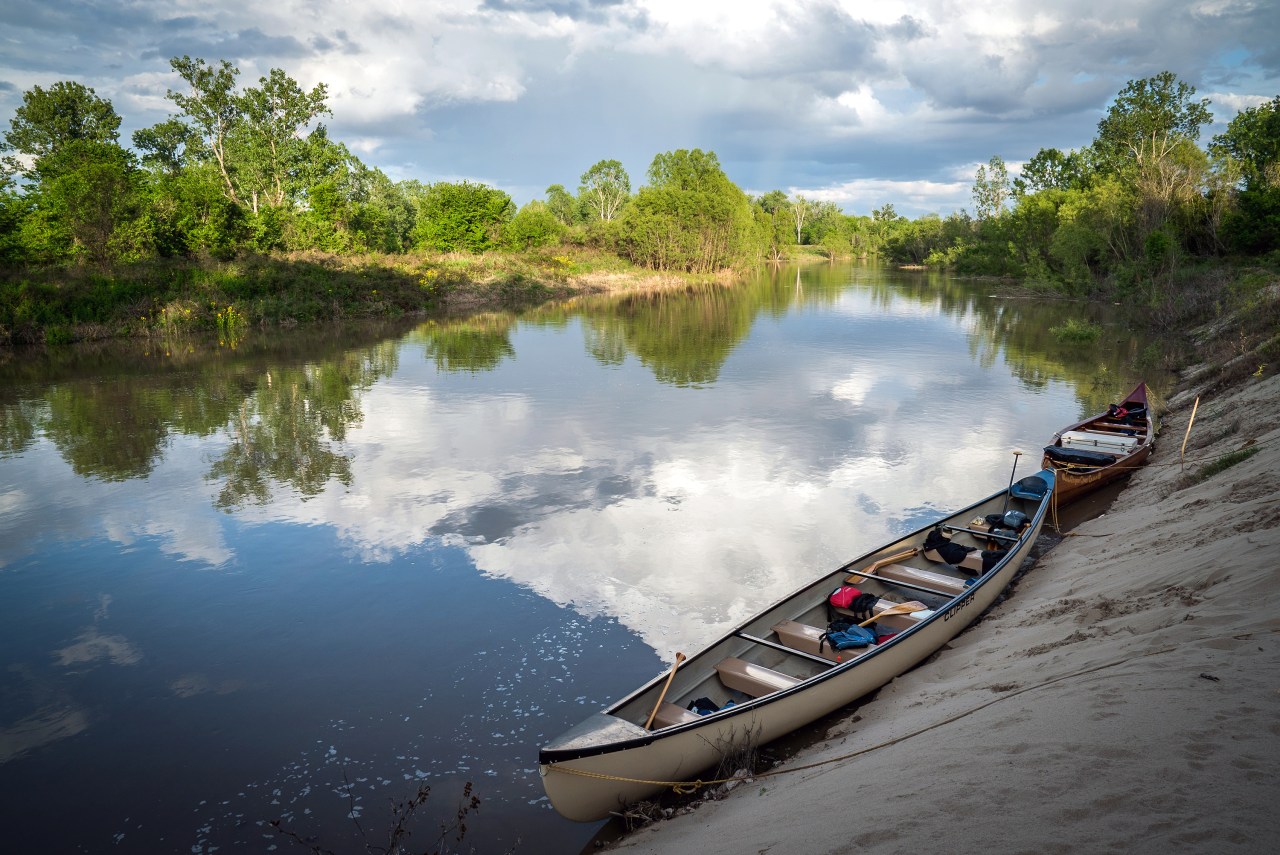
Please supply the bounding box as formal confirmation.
[538,470,1055,767]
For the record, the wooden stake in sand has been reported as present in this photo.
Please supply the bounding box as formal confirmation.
[1180,396,1201,471]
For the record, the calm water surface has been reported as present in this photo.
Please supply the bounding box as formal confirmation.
[0,263,1166,853]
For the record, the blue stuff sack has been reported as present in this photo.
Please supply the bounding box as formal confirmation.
[687,696,719,715]
[687,697,736,715]
[819,622,877,653]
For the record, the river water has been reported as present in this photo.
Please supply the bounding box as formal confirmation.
[0,262,1166,853]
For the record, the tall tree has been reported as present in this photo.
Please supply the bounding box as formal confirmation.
[544,183,578,225]
[617,149,760,272]
[4,81,121,172]
[1093,72,1214,247]
[1210,95,1280,190]
[236,68,330,211]
[33,140,149,264]
[3,82,147,264]
[870,203,900,250]
[1093,71,1212,172]
[1211,95,1280,252]
[411,181,513,253]
[755,190,788,214]
[791,195,812,243]
[166,57,333,215]
[579,159,630,221]
[754,190,791,261]
[168,56,243,204]
[132,118,203,175]
[805,200,849,251]
[647,149,723,191]
[1013,147,1088,195]
[972,155,1011,220]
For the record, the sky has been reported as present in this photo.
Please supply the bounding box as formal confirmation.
[1,0,1278,217]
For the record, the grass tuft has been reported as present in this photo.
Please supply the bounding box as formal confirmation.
[1049,318,1102,343]
[1190,447,1260,484]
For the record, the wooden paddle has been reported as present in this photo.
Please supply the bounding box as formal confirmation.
[999,449,1024,515]
[643,651,687,731]
[832,597,927,616]
[846,548,918,584]
[857,601,925,627]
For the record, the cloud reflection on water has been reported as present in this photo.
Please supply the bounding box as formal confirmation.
[0,269,1137,661]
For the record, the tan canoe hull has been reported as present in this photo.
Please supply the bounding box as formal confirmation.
[539,472,1053,821]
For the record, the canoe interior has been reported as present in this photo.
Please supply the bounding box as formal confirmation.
[556,472,1052,741]
[1041,381,1155,505]
[538,470,1056,821]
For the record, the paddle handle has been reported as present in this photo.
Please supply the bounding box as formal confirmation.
[846,548,918,583]
[857,601,922,627]
[643,652,687,730]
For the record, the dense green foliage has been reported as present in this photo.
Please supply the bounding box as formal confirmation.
[0,57,775,288]
[1,61,1277,347]
[615,149,763,272]
[411,181,514,253]
[870,71,1279,305]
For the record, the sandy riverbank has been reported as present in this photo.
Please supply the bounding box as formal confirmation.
[606,365,1280,852]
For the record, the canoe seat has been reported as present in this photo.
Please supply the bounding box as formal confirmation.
[875,563,968,596]
[650,702,702,729]
[772,620,874,662]
[716,657,802,698]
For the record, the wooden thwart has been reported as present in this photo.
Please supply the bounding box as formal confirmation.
[941,524,1019,543]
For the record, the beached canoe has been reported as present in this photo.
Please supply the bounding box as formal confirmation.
[539,468,1056,822]
[1042,382,1155,507]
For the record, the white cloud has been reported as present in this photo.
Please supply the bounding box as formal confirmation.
[794,176,970,216]
[0,0,1276,215]
[1206,90,1274,116]
[0,433,234,570]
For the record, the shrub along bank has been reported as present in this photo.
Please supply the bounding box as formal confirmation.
[0,249,669,347]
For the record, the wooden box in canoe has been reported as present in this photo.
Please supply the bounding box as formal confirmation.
[1041,381,1155,507]
[538,468,1056,822]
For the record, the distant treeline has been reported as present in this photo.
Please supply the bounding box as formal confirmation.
[1,59,1277,292]
[884,72,1280,297]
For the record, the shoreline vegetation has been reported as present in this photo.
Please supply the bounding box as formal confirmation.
[4,64,1279,351]
[0,248,749,348]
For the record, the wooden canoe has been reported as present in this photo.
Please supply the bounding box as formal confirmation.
[539,469,1056,822]
[1041,382,1155,506]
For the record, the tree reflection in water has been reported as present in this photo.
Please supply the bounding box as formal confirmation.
[208,343,398,509]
